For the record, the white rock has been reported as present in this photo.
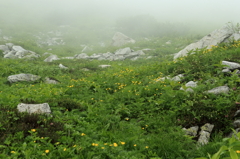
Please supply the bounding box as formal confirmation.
[59,64,68,69]
[99,65,111,68]
[44,55,60,62]
[222,61,240,69]
[8,73,41,83]
[206,86,229,94]
[17,103,51,114]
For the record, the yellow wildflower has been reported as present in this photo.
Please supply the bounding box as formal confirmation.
[45,150,49,153]
[81,133,86,136]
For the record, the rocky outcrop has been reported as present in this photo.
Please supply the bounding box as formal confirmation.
[112,32,135,47]
[174,25,238,59]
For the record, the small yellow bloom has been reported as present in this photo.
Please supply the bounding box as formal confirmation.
[101,147,105,149]
[45,150,49,153]
[134,144,137,146]
[113,143,118,147]
[41,137,44,139]
[120,142,125,145]
[31,129,36,132]
[92,143,98,146]
[104,143,108,145]
[236,150,240,153]
[11,151,15,153]
[145,146,149,149]
[63,148,67,151]
[73,145,76,147]
[142,127,145,129]
[81,133,86,136]
[125,118,129,121]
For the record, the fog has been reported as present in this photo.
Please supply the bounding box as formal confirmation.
[1,0,240,41]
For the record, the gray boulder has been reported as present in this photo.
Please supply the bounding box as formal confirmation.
[198,123,214,146]
[12,46,27,52]
[198,131,211,146]
[125,50,145,59]
[206,86,230,94]
[17,103,51,114]
[45,77,59,84]
[222,68,231,73]
[59,64,68,69]
[115,47,132,55]
[222,61,240,70]
[180,81,197,92]
[74,53,89,59]
[8,73,41,83]
[112,32,135,47]
[172,74,184,82]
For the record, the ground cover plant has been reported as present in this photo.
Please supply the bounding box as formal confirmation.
[1,23,240,158]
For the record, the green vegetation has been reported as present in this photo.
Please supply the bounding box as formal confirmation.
[1,22,240,158]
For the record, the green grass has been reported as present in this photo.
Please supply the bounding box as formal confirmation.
[1,25,240,158]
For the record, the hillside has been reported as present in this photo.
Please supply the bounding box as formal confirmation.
[1,24,240,158]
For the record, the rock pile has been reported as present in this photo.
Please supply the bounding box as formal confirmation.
[74,47,145,61]
[0,43,40,59]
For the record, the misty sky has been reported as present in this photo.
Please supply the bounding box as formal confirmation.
[1,0,240,30]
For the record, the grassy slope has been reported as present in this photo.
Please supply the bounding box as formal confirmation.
[1,33,240,158]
